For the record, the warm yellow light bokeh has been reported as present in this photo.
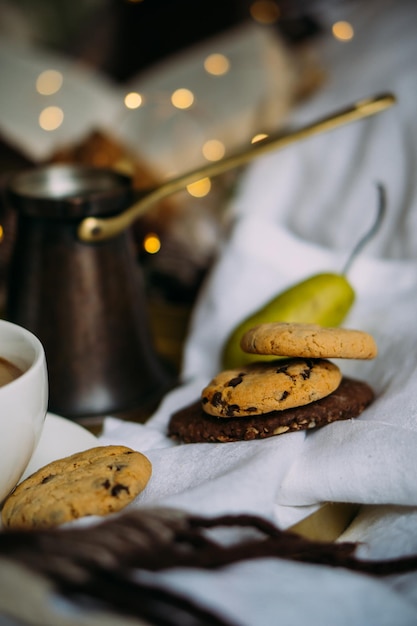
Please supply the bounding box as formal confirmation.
[204,53,230,76]
[36,70,63,95]
[171,88,194,109]
[143,233,161,254]
[202,139,225,161]
[124,91,143,109]
[251,133,268,144]
[332,20,354,41]
[186,177,211,198]
[38,106,64,131]
[250,0,280,24]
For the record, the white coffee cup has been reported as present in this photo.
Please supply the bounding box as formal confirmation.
[0,320,48,502]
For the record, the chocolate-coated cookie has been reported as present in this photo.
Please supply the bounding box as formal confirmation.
[169,377,374,443]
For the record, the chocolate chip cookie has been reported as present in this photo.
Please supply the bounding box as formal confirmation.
[201,358,342,418]
[2,445,152,530]
[240,322,378,360]
[169,377,375,443]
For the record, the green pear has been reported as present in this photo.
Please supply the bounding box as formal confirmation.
[221,273,355,369]
[221,183,386,370]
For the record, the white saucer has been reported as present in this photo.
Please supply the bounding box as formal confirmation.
[20,413,97,482]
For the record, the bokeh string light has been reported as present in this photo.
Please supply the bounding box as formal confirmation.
[204,53,230,76]
[38,106,64,131]
[186,177,211,198]
[124,92,143,109]
[24,3,356,262]
[251,132,269,144]
[332,20,354,42]
[202,139,226,162]
[250,0,280,25]
[143,232,161,254]
[171,88,194,110]
[36,70,63,96]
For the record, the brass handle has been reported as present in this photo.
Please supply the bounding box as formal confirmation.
[77,92,396,242]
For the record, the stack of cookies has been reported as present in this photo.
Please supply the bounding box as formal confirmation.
[168,322,377,443]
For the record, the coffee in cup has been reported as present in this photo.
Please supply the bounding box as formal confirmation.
[0,357,23,387]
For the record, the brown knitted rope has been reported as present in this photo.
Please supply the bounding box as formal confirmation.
[1,508,417,625]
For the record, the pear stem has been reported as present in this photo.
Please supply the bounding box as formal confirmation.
[342,182,387,275]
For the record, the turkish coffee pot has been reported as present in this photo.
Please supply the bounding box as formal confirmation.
[3,94,394,422]
[5,165,175,422]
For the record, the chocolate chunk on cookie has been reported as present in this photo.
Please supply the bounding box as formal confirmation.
[241,322,378,360]
[201,358,342,418]
[170,377,374,443]
[1,445,152,530]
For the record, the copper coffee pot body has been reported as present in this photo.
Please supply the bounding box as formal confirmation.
[5,165,173,421]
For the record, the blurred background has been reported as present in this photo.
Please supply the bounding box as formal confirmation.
[0,0,347,372]
[0,0,320,80]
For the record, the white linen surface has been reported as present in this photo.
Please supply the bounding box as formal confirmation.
[96,0,417,623]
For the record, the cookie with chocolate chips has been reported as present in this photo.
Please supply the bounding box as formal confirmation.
[169,377,375,443]
[201,358,342,418]
[1,445,152,530]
